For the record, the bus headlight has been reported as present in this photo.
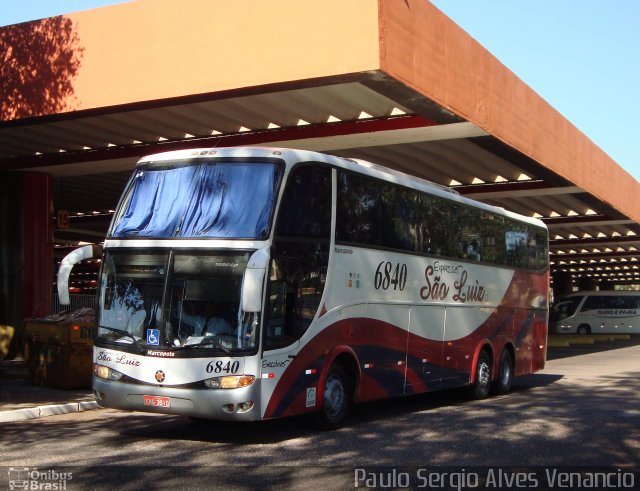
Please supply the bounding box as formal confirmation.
[94,364,123,381]
[203,375,255,389]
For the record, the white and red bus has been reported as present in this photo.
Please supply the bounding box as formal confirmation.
[58,147,549,428]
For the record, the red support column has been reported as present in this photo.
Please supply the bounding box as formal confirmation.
[21,173,53,320]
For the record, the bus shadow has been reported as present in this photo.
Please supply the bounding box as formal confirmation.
[347,372,563,429]
[510,373,563,391]
[3,370,637,478]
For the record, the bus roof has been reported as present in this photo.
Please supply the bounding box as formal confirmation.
[137,146,547,230]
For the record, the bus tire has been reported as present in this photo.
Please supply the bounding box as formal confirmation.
[577,324,591,335]
[495,349,513,395]
[314,364,351,430]
[469,350,492,400]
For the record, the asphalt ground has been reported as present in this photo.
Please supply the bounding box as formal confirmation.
[0,335,639,489]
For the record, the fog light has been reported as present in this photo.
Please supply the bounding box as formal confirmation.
[204,375,255,389]
[222,404,235,413]
[93,364,123,381]
[237,401,254,413]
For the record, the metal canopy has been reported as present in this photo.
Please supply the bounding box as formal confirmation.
[2,77,638,287]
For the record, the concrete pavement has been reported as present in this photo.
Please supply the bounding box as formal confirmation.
[0,359,98,423]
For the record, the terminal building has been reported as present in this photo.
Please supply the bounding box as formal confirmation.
[1,0,639,332]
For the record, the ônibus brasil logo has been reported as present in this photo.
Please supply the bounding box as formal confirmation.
[8,467,73,490]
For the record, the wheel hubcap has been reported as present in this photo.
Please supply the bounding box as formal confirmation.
[478,361,490,388]
[324,374,345,418]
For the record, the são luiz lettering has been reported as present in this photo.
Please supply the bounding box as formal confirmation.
[420,264,488,304]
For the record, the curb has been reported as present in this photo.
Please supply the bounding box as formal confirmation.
[547,340,570,348]
[0,400,100,423]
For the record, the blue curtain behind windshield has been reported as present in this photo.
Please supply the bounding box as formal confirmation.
[112,163,276,239]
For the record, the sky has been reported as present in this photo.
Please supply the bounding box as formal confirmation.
[1,1,639,182]
[430,0,640,182]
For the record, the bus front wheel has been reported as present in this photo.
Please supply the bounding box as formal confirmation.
[577,324,591,335]
[314,364,351,429]
[469,350,492,400]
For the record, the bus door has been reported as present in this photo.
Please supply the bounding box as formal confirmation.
[260,164,332,413]
[405,305,445,393]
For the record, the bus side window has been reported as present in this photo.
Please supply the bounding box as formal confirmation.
[336,171,381,246]
[581,295,607,312]
[417,195,452,256]
[275,165,331,239]
[265,271,291,342]
[479,212,505,265]
[265,251,327,349]
[266,165,331,350]
[456,206,482,261]
[505,223,528,268]
[380,183,419,252]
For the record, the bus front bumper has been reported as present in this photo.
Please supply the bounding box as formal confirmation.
[92,376,262,421]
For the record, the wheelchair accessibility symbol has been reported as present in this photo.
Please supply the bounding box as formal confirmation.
[146,329,160,346]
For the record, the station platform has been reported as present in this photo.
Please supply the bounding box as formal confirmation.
[0,359,98,423]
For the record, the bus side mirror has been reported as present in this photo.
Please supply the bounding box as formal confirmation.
[242,247,270,313]
[57,244,103,305]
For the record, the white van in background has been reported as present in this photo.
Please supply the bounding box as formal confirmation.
[551,291,640,334]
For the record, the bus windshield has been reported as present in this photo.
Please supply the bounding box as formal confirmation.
[550,296,584,323]
[110,162,281,239]
[98,250,258,351]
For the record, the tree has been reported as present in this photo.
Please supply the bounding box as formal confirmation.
[0,16,83,121]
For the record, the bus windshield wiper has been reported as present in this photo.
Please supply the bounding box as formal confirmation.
[98,325,145,353]
[182,337,233,355]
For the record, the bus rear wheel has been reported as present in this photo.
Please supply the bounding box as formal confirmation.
[495,349,513,395]
[469,350,492,400]
[314,364,351,429]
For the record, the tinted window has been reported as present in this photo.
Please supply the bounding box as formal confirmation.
[336,171,381,246]
[456,206,483,261]
[551,296,584,322]
[380,183,419,251]
[620,296,640,309]
[606,295,640,310]
[581,295,609,311]
[276,165,331,238]
[336,170,548,271]
[530,229,549,270]
[505,222,529,268]
[480,212,506,265]
[267,164,331,350]
[418,194,453,256]
[265,242,329,350]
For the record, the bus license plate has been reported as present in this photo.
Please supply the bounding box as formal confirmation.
[143,395,171,408]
